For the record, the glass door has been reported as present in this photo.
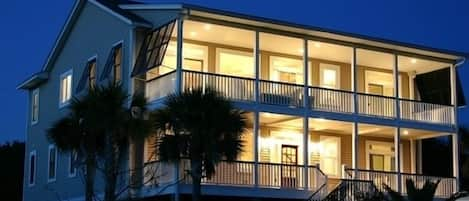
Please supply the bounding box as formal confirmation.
[281,145,298,188]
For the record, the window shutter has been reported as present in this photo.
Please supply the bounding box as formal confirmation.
[131,20,176,77]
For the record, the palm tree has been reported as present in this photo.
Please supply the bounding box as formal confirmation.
[47,92,105,201]
[384,179,440,201]
[153,88,247,201]
[48,84,153,201]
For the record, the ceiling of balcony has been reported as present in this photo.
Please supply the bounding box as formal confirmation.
[183,20,450,74]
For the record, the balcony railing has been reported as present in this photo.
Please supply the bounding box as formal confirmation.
[145,70,454,126]
[344,168,456,198]
[144,160,328,194]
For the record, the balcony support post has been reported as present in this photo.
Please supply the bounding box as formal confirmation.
[393,54,400,120]
[173,17,184,201]
[410,139,416,174]
[254,31,260,103]
[302,38,309,189]
[254,111,260,188]
[351,48,359,178]
[394,128,402,193]
[452,133,460,192]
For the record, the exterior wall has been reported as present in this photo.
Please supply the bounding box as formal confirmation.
[23,2,133,201]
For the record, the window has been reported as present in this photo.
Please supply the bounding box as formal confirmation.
[59,70,73,107]
[270,56,309,85]
[88,59,97,89]
[319,63,340,89]
[113,45,122,84]
[69,150,78,177]
[310,136,340,177]
[365,71,402,97]
[28,150,37,186]
[366,141,403,172]
[48,145,57,182]
[31,89,39,124]
[216,48,254,78]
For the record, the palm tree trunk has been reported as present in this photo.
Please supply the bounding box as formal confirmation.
[104,134,118,201]
[190,160,202,201]
[85,154,96,201]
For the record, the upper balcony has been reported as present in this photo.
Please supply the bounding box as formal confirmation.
[138,20,457,129]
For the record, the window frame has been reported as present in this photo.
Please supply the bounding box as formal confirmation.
[112,42,123,84]
[269,55,312,85]
[31,89,39,125]
[319,63,341,89]
[28,150,37,187]
[215,48,255,78]
[87,57,97,90]
[47,144,58,183]
[365,140,403,172]
[59,69,73,108]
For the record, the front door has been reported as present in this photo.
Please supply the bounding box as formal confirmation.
[281,145,298,188]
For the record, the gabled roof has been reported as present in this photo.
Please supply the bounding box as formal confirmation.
[18,0,152,90]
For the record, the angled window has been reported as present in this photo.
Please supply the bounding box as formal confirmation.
[48,145,57,182]
[31,89,39,124]
[100,43,123,83]
[28,150,37,186]
[88,59,97,89]
[59,70,73,107]
[69,150,78,177]
[132,20,176,77]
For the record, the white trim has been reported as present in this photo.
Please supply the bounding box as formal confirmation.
[68,150,77,178]
[47,144,58,183]
[28,150,37,187]
[31,89,40,125]
[59,69,73,108]
[319,63,341,89]
[365,140,403,172]
[87,54,98,62]
[119,4,184,10]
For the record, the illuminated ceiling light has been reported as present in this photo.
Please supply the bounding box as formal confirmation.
[189,31,198,37]
[402,130,409,135]
[314,42,321,48]
[298,49,304,54]
[203,24,212,30]
[411,58,417,64]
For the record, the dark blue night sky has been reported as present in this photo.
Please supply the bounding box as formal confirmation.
[1,0,469,143]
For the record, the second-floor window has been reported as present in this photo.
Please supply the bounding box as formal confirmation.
[88,59,97,89]
[28,150,36,186]
[113,45,122,84]
[59,70,73,107]
[31,89,39,124]
[48,145,57,182]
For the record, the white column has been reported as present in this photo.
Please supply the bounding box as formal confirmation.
[393,54,400,119]
[303,39,309,188]
[254,31,260,103]
[352,122,359,177]
[417,140,423,174]
[410,139,416,174]
[395,128,402,193]
[175,19,184,94]
[254,111,260,188]
[452,133,460,192]
[174,18,184,201]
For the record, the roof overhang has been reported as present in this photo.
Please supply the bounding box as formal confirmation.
[121,3,467,64]
[17,72,49,90]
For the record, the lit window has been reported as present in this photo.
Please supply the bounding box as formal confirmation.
[28,150,37,186]
[216,48,254,78]
[31,89,39,124]
[310,136,340,177]
[59,70,73,107]
[113,45,122,84]
[88,60,97,89]
[319,63,340,89]
[48,145,57,182]
[270,56,304,84]
[69,150,78,177]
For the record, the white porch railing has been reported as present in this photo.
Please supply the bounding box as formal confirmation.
[344,168,456,198]
[143,160,327,194]
[145,70,454,126]
[400,99,454,126]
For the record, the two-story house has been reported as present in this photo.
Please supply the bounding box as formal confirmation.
[19,0,467,201]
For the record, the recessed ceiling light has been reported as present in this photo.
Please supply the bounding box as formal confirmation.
[314,42,321,48]
[298,49,304,53]
[190,31,197,37]
[411,58,417,64]
[403,130,409,135]
[204,24,212,30]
